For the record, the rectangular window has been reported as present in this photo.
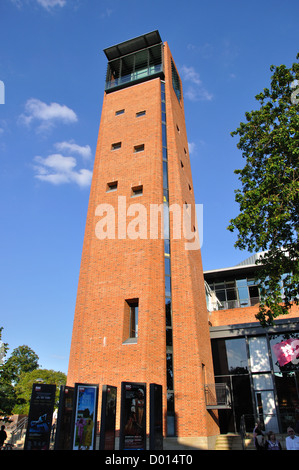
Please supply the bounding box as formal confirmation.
[131,185,143,197]
[134,144,145,153]
[126,299,139,338]
[111,142,121,150]
[115,109,125,115]
[136,110,146,117]
[106,181,118,192]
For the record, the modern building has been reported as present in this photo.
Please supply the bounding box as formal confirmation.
[205,253,299,435]
[67,31,219,448]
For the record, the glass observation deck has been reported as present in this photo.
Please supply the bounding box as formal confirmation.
[103,31,164,92]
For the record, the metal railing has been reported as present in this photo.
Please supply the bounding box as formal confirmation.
[10,416,28,447]
[105,64,163,90]
[204,383,231,409]
[219,297,260,310]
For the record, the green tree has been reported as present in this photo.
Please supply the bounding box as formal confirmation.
[4,345,39,384]
[228,53,299,326]
[13,369,66,415]
[0,345,40,413]
[0,329,66,415]
[0,328,16,414]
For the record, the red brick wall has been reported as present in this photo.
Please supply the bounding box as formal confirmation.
[67,77,167,434]
[67,43,219,440]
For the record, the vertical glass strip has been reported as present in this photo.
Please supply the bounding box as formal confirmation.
[161,81,175,434]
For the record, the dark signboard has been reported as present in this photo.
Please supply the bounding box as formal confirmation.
[54,385,75,450]
[150,383,163,450]
[72,383,99,450]
[24,383,56,450]
[119,382,146,450]
[99,385,117,450]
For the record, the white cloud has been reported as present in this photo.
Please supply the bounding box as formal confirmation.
[33,153,92,188]
[20,98,77,131]
[10,0,66,9]
[188,142,196,156]
[55,140,92,160]
[181,65,202,86]
[180,65,213,102]
[36,0,66,8]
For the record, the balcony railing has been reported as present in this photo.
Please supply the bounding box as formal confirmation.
[204,383,231,409]
[105,64,163,91]
[219,297,260,310]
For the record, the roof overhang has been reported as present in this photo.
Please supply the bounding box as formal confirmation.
[103,30,163,61]
[204,263,262,281]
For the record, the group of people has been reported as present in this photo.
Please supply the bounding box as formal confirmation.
[254,421,299,450]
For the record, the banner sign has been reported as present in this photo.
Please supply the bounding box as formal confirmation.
[24,383,56,450]
[99,385,117,450]
[72,384,99,450]
[54,385,75,450]
[272,338,299,367]
[120,382,146,450]
[150,383,163,450]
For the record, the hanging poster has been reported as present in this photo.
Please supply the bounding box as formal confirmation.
[72,383,99,450]
[24,383,56,450]
[119,382,146,450]
[99,385,117,450]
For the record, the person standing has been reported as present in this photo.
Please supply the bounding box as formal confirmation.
[0,425,7,448]
[253,420,265,450]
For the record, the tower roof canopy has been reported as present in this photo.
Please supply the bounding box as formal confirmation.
[104,30,162,61]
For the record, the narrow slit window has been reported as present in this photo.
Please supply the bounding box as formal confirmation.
[134,144,145,153]
[131,185,143,197]
[136,110,146,117]
[115,109,125,116]
[111,142,121,150]
[126,299,139,338]
[106,181,118,192]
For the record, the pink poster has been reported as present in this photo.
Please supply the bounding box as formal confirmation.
[272,339,299,366]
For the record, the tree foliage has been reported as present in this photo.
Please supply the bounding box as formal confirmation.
[0,329,66,415]
[13,369,66,415]
[4,345,39,384]
[228,53,299,326]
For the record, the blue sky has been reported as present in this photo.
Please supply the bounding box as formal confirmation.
[0,0,298,374]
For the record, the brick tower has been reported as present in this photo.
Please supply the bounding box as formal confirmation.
[67,31,219,447]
